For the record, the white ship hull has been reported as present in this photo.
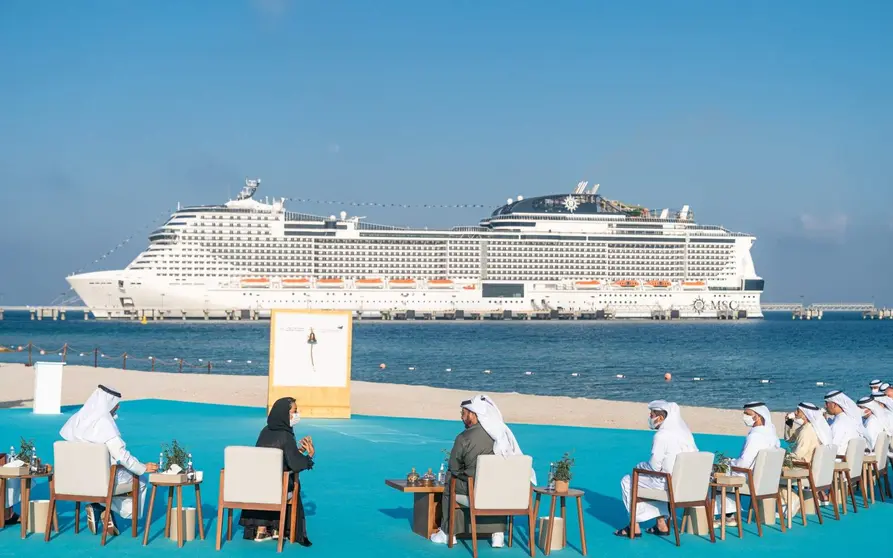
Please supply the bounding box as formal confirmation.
[66,181,765,320]
[68,272,763,319]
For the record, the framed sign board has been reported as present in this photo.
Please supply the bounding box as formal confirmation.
[267,309,353,418]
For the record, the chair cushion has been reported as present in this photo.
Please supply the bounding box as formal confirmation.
[638,487,669,502]
[223,446,284,505]
[53,441,112,498]
[473,455,532,510]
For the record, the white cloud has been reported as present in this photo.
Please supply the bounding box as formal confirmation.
[799,213,848,240]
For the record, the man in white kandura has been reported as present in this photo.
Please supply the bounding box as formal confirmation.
[429,394,535,548]
[59,385,158,535]
[857,396,888,449]
[713,402,780,526]
[823,390,866,455]
[615,401,697,538]
[872,389,893,455]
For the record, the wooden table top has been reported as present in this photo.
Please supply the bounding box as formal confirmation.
[533,486,584,497]
[385,479,445,493]
[0,469,53,479]
[712,475,745,487]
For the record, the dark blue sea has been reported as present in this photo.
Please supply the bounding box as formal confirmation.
[1,311,891,411]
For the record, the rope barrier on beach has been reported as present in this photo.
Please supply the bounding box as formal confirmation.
[2,342,259,374]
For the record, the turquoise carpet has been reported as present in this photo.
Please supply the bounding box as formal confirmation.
[0,399,888,557]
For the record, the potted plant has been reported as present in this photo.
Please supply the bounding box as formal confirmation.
[713,452,731,476]
[160,440,190,481]
[553,452,574,493]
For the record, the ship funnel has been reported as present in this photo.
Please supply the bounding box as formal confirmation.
[659,208,669,219]
[589,183,600,195]
[573,181,588,194]
[679,205,690,220]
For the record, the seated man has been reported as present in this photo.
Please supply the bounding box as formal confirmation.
[824,390,866,455]
[59,385,158,535]
[615,401,697,538]
[430,394,535,549]
[857,396,886,449]
[714,402,780,526]
[782,402,830,515]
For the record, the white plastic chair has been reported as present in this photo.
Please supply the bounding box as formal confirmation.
[448,455,534,558]
[630,451,715,547]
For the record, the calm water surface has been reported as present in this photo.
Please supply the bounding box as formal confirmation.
[1,312,891,410]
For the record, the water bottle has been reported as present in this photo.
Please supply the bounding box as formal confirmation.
[159,451,165,473]
[437,463,446,485]
[30,447,38,474]
[186,454,195,482]
[547,462,555,491]
[8,446,15,461]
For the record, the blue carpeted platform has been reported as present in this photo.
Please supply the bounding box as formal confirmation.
[0,399,889,557]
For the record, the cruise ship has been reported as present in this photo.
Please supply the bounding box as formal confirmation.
[67,179,765,319]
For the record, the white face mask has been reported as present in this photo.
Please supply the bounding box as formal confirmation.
[793,418,805,426]
[289,413,301,427]
[742,414,756,427]
[648,416,661,430]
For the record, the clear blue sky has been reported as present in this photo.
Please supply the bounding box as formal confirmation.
[1,0,891,304]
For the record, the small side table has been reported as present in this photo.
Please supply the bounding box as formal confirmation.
[781,467,809,528]
[142,475,205,548]
[384,479,445,539]
[532,487,587,556]
[0,469,59,539]
[711,475,744,541]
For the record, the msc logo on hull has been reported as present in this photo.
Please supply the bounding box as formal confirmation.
[692,297,740,314]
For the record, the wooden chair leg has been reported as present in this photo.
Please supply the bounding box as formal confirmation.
[628,472,638,540]
[508,515,514,547]
[75,502,81,534]
[796,482,807,526]
[447,489,456,548]
[216,470,224,551]
[277,503,287,553]
[775,493,786,533]
[470,510,478,558]
[100,502,111,546]
[705,500,715,543]
[133,476,140,537]
[226,508,233,541]
[734,491,743,539]
[752,497,764,537]
[528,508,536,558]
[43,495,56,542]
[875,466,885,502]
[845,472,858,513]
[668,503,680,547]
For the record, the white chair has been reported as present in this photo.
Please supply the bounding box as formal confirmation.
[737,448,786,536]
[216,446,295,553]
[860,433,888,505]
[834,438,867,514]
[447,455,534,558]
[44,441,140,545]
[630,451,715,547]
[792,444,839,523]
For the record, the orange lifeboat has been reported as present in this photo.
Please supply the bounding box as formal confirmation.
[356,278,384,288]
[462,284,477,290]
[317,278,345,288]
[389,279,416,289]
[614,280,640,288]
[282,278,310,289]
[575,280,602,290]
[240,278,270,289]
[428,279,455,289]
[646,280,672,288]
[682,280,707,290]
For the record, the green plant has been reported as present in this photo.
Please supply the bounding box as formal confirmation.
[713,452,730,474]
[15,438,36,465]
[783,451,795,469]
[161,440,189,470]
[554,451,575,482]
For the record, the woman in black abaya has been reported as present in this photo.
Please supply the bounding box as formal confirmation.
[239,397,315,545]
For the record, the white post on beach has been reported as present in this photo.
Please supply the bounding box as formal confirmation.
[33,361,64,414]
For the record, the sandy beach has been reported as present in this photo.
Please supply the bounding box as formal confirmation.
[0,362,785,437]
